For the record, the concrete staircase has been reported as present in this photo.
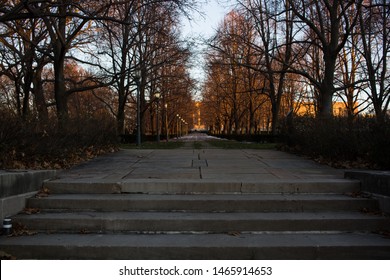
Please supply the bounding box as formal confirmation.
[1,179,390,259]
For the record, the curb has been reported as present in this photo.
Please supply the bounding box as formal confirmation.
[0,170,57,221]
[345,170,390,214]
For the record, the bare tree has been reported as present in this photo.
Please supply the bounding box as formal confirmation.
[237,0,295,134]
[207,11,247,134]
[205,10,269,134]
[97,0,195,135]
[358,0,390,122]
[1,1,130,127]
[335,25,370,120]
[0,14,50,121]
[289,0,362,118]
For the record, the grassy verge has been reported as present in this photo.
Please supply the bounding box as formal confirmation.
[120,141,185,149]
[121,139,277,150]
[193,141,203,149]
[206,140,278,149]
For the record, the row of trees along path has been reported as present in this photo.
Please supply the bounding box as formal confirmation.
[202,0,389,135]
[1,1,389,137]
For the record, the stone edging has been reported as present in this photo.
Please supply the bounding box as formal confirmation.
[0,170,57,221]
[345,170,390,214]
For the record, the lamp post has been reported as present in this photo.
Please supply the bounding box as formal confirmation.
[154,92,161,142]
[165,103,169,142]
[134,75,141,147]
[184,120,188,136]
[182,118,186,136]
[176,114,180,139]
[182,118,184,136]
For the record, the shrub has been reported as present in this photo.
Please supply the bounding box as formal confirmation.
[284,116,390,169]
[0,113,118,169]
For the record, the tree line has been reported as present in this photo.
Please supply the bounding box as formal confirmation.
[0,0,197,135]
[202,0,389,135]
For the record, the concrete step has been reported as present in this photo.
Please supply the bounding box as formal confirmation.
[1,232,389,259]
[4,177,388,260]
[13,211,390,233]
[26,193,379,212]
[44,179,361,194]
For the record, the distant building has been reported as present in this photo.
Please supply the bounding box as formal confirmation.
[295,101,358,117]
[193,102,206,131]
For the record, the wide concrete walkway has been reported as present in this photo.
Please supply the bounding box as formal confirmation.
[53,134,344,184]
[3,134,390,260]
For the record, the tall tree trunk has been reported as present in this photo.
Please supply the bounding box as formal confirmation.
[54,53,68,129]
[116,102,126,135]
[22,68,32,120]
[317,85,334,118]
[116,83,127,135]
[33,66,48,123]
[317,52,337,118]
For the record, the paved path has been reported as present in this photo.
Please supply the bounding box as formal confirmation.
[3,133,390,260]
[54,134,344,183]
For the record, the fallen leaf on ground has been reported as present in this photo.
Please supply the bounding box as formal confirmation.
[9,222,37,237]
[0,251,16,260]
[22,208,41,215]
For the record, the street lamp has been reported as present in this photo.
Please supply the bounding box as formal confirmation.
[179,117,185,137]
[181,118,186,136]
[154,92,161,142]
[165,103,169,142]
[176,114,180,139]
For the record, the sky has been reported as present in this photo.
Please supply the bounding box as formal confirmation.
[179,0,235,94]
[181,0,234,38]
